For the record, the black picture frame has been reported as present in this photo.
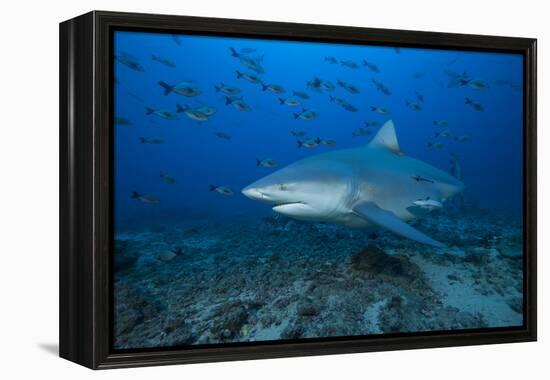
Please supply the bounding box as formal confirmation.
[59,10,537,369]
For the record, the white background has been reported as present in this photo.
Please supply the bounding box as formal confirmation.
[0,0,547,378]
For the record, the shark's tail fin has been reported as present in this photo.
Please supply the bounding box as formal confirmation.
[278,97,285,105]
[214,84,222,92]
[208,184,217,192]
[130,191,141,199]
[139,137,146,143]
[145,107,154,115]
[229,47,239,57]
[256,159,261,166]
[235,70,243,78]
[296,140,303,148]
[465,97,472,104]
[176,104,188,113]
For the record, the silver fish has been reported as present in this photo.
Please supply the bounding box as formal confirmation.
[209,184,234,196]
[158,80,201,97]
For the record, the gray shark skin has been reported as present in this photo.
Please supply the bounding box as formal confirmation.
[242,120,465,247]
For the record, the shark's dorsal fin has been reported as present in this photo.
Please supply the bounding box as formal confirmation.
[368,120,402,155]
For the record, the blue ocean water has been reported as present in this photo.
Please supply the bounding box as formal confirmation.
[113,30,524,349]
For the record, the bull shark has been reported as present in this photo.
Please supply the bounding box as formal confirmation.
[242,120,464,247]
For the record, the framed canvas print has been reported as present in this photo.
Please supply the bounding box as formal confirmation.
[59,11,536,369]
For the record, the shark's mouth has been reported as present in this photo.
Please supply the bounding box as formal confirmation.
[272,201,303,208]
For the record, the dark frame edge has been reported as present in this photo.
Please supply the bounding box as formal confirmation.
[59,11,97,369]
[60,10,537,370]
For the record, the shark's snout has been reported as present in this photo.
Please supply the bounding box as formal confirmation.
[241,186,263,200]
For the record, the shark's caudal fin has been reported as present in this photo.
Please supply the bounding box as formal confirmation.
[353,201,446,248]
[368,120,402,155]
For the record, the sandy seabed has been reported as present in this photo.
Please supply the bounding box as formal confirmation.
[113,208,523,349]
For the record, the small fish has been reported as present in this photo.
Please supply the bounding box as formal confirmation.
[306,77,323,92]
[131,191,159,204]
[297,137,321,148]
[279,97,301,106]
[115,52,145,72]
[329,96,347,106]
[214,131,232,140]
[446,70,470,88]
[171,35,182,45]
[225,96,251,112]
[411,175,434,184]
[455,135,470,142]
[434,130,452,138]
[292,90,310,99]
[372,79,391,95]
[139,137,163,144]
[352,128,370,137]
[324,56,338,64]
[405,100,422,111]
[370,106,390,114]
[114,117,132,126]
[433,120,449,127]
[193,106,215,117]
[151,54,176,68]
[364,121,380,128]
[320,81,335,92]
[261,83,286,94]
[330,96,357,112]
[229,47,265,73]
[427,142,444,149]
[460,78,489,90]
[321,139,336,147]
[145,107,178,120]
[412,71,426,79]
[394,47,401,54]
[340,60,360,69]
[158,81,201,97]
[127,93,143,103]
[362,60,380,73]
[413,196,443,211]
[495,79,521,92]
[336,80,360,94]
[176,104,210,121]
[160,172,176,184]
[465,98,484,111]
[415,91,424,103]
[256,158,278,168]
[215,83,241,95]
[342,103,358,112]
[235,70,262,84]
[291,131,306,137]
[293,109,318,121]
[209,184,234,196]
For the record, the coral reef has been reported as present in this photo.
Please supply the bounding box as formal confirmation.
[113,209,523,349]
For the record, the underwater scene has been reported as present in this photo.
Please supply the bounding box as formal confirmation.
[113,30,524,350]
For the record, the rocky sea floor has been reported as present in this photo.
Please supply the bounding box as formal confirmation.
[113,208,523,349]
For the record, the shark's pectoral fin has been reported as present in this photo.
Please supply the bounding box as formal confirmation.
[352,202,446,248]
